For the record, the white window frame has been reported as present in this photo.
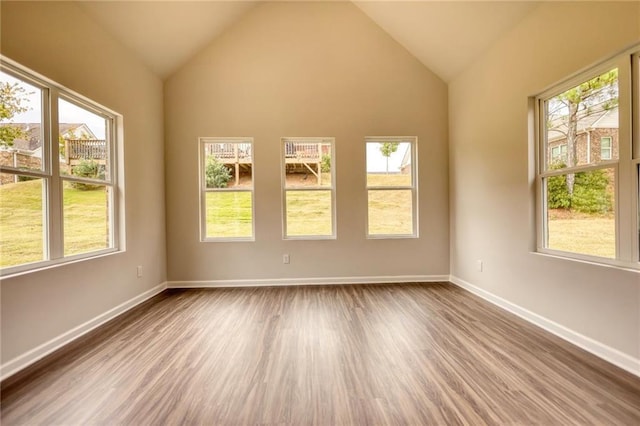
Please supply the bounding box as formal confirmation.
[199,137,255,242]
[550,144,568,163]
[281,137,336,240]
[534,47,639,269]
[0,57,121,277]
[365,136,418,239]
[600,136,613,160]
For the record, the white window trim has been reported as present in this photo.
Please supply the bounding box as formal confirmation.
[600,136,613,160]
[365,136,418,239]
[0,57,122,277]
[534,48,639,270]
[199,137,255,242]
[281,137,336,240]
[632,53,640,264]
[550,144,568,163]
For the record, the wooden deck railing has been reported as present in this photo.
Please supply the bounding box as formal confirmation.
[65,139,107,163]
[206,143,252,162]
[284,142,321,161]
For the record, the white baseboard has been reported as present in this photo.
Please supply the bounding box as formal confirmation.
[167,275,449,288]
[0,282,167,382]
[449,275,640,378]
[9,276,634,383]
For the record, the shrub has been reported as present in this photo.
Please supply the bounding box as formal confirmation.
[321,154,331,173]
[547,173,571,209]
[71,160,104,190]
[572,169,612,213]
[206,157,231,188]
[546,162,612,213]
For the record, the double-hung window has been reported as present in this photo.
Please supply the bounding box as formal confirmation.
[535,47,639,267]
[0,58,120,275]
[282,137,335,239]
[199,137,254,241]
[366,137,418,237]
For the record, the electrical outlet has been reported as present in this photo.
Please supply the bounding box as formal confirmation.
[476,260,483,272]
[283,254,290,264]
[137,265,143,278]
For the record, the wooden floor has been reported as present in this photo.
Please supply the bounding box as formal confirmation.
[2,283,640,425]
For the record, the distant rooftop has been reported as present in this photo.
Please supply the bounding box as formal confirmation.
[2,123,97,152]
[547,106,618,142]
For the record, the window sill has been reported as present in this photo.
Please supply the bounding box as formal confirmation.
[532,250,640,273]
[0,248,122,280]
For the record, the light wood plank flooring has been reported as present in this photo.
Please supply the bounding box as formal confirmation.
[2,283,639,425]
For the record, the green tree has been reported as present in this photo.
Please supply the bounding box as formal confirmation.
[0,81,32,147]
[547,162,611,213]
[71,160,105,190]
[572,169,612,214]
[321,153,331,173]
[205,157,231,188]
[379,142,399,174]
[547,69,618,195]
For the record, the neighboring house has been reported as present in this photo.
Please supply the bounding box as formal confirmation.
[7,122,97,152]
[399,143,411,174]
[547,106,618,166]
[0,123,104,183]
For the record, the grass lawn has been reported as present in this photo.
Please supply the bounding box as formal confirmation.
[367,173,411,187]
[0,179,110,268]
[205,191,253,238]
[368,189,412,235]
[285,190,332,236]
[0,178,44,267]
[547,210,615,258]
[63,184,110,256]
[2,175,616,267]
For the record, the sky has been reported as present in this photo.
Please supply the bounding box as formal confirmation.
[1,71,106,139]
[366,141,410,173]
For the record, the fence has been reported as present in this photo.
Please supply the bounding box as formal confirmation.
[65,139,107,165]
[205,143,252,162]
[0,151,43,184]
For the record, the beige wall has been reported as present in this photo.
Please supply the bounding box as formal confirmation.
[1,2,166,364]
[7,0,634,383]
[449,2,640,360]
[165,2,449,282]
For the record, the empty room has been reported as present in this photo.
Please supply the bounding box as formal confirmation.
[1,0,639,424]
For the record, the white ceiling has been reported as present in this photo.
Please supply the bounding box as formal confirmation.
[354,1,538,82]
[77,1,258,78]
[77,1,539,82]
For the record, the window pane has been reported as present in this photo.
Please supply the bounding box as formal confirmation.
[0,174,44,267]
[0,71,44,171]
[366,141,412,186]
[545,69,619,170]
[204,142,252,189]
[63,182,111,256]
[545,168,615,258]
[59,98,109,179]
[285,190,332,236]
[284,140,332,188]
[205,191,252,238]
[600,137,612,160]
[201,140,254,240]
[368,189,413,235]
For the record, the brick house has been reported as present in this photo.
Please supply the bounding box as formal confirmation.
[547,106,618,166]
[0,123,101,184]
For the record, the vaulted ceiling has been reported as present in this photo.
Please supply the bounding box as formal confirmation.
[77,1,538,82]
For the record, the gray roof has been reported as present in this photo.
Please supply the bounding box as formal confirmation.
[5,123,96,151]
[547,106,618,141]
